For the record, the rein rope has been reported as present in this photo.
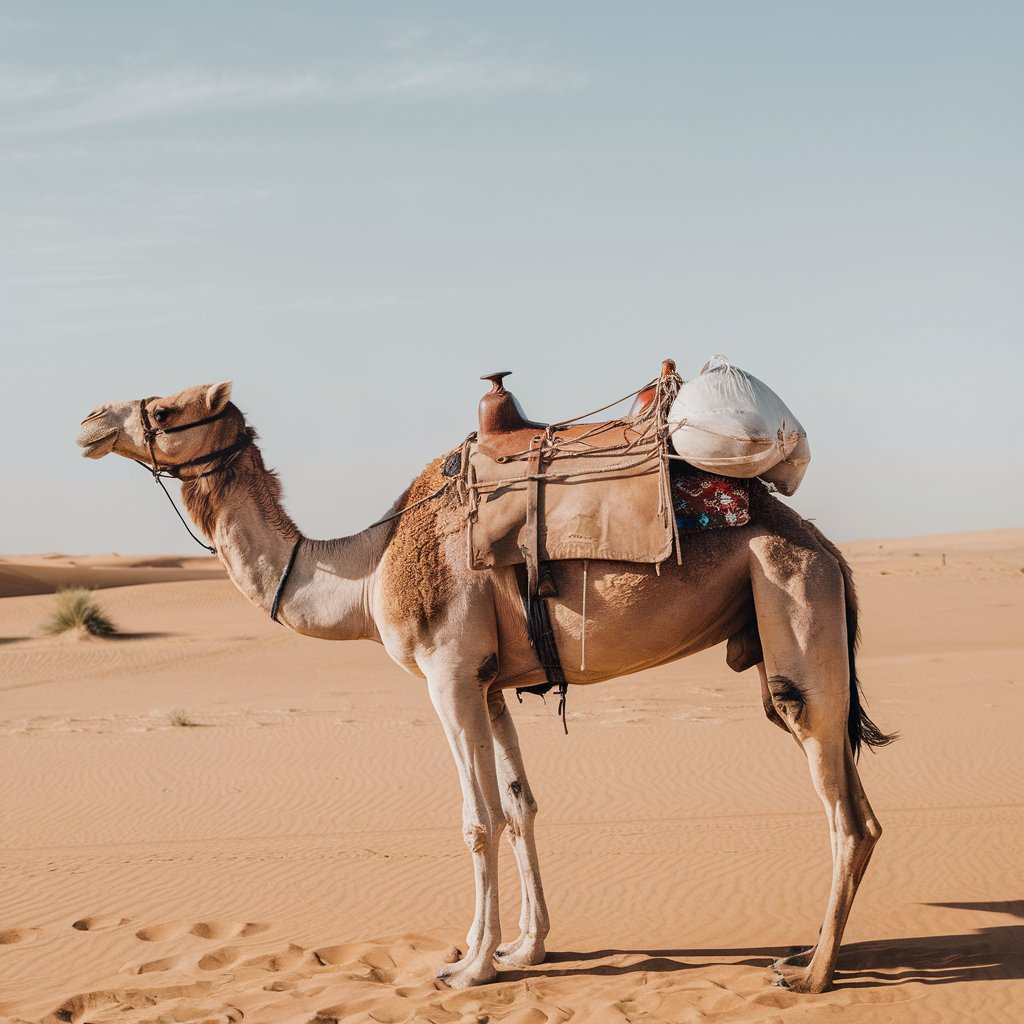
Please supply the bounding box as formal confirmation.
[141,471,219,555]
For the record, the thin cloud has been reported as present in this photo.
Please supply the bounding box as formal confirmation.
[353,55,586,99]
[19,69,326,132]
[1,39,587,132]
[0,66,60,104]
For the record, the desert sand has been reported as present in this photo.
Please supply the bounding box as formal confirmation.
[1,531,1022,1023]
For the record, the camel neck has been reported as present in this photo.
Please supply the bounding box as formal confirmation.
[182,447,381,641]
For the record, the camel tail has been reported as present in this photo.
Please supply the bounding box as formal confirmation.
[805,523,899,759]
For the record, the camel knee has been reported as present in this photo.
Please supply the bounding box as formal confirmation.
[757,665,793,734]
[762,693,790,733]
[839,811,882,863]
[862,813,882,845]
[502,777,537,838]
[462,820,501,854]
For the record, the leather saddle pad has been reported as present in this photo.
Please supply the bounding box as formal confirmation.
[466,428,676,570]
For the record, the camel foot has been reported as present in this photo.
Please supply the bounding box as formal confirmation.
[435,956,498,989]
[769,958,830,994]
[495,934,524,958]
[494,935,546,967]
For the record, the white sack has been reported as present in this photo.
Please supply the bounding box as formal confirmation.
[668,355,810,495]
[757,432,811,496]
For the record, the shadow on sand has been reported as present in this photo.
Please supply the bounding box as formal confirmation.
[501,900,1024,990]
[0,631,174,644]
[107,631,174,641]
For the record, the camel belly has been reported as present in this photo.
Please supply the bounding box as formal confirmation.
[524,552,754,686]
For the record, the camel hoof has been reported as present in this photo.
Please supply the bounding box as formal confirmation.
[769,960,830,994]
[436,961,498,989]
[494,939,546,967]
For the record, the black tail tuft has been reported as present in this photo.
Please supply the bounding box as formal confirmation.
[848,661,899,758]
[804,522,899,759]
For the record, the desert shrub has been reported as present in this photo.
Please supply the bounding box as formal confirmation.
[167,709,198,728]
[42,588,117,637]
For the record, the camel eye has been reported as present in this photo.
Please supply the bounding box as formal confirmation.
[153,408,168,424]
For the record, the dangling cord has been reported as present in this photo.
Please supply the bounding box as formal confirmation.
[148,470,216,554]
[580,559,588,672]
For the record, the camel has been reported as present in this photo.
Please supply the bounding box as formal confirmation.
[76,379,894,994]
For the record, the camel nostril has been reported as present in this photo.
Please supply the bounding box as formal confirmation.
[80,405,108,425]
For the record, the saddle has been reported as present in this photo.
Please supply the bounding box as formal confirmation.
[462,361,682,598]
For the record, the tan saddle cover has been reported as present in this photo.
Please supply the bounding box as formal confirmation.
[465,423,676,570]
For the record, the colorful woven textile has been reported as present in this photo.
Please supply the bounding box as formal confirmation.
[671,462,750,531]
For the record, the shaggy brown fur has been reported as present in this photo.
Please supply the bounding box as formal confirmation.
[380,453,466,632]
[182,424,300,545]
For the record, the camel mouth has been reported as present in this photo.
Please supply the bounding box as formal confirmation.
[77,429,118,459]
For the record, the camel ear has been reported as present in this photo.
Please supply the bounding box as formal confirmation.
[206,380,233,413]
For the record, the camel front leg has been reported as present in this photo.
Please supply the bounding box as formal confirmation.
[427,672,505,988]
[487,689,549,967]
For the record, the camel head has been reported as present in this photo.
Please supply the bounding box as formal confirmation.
[77,381,237,471]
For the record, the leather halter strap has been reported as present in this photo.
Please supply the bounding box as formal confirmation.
[138,398,251,480]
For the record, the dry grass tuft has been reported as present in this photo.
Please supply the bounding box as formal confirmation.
[41,589,117,638]
[167,710,199,728]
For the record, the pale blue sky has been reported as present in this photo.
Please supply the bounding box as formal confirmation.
[2,2,1021,553]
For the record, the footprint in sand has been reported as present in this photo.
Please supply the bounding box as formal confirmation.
[71,914,131,932]
[0,926,42,944]
[263,978,296,992]
[311,944,398,984]
[135,954,186,974]
[198,946,242,971]
[244,943,310,973]
[135,919,267,942]
[310,996,410,1024]
[50,983,220,1023]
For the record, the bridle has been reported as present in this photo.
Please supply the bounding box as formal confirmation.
[134,397,253,554]
[132,396,303,622]
[127,395,442,624]
[137,398,251,480]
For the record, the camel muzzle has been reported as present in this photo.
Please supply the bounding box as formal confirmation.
[77,410,119,458]
[77,431,118,458]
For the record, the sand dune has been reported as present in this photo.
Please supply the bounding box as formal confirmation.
[0,554,224,599]
[0,530,1021,1022]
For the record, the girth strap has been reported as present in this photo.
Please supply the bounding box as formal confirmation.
[514,565,569,734]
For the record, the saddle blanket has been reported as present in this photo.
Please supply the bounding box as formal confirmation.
[672,461,750,531]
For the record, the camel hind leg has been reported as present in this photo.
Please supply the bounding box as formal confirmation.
[751,537,882,993]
